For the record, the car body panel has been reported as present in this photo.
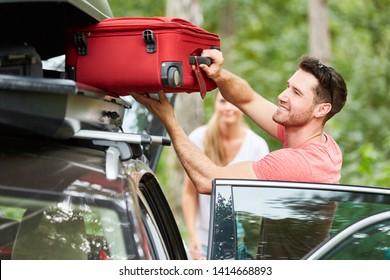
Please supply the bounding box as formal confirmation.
[208,179,390,260]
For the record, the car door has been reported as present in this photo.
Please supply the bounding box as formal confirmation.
[208,179,390,260]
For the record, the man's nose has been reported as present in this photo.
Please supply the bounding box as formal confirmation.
[278,89,289,102]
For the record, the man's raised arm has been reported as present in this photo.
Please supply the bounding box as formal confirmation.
[200,49,279,139]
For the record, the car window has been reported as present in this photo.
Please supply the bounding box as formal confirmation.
[322,217,390,260]
[306,211,390,260]
[121,94,175,172]
[208,180,390,260]
[0,190,137,260]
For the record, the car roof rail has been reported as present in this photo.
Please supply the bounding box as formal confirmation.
[73,129,171,146]
[73,129,171,180]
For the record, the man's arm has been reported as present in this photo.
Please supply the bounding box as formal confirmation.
[200,49,279,139]
[131,92,257,194]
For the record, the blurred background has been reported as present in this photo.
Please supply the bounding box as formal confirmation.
[108,0,390,237]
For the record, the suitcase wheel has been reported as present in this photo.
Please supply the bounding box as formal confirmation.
[167,67,181,87]
[161,62,183,88]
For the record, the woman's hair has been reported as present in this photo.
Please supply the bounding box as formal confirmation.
[202,91,245,166]
[204,113,225,166]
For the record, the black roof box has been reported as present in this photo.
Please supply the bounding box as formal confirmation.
[0,74,127,138]
[0,0,112,59]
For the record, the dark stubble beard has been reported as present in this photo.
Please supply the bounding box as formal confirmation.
[272,105,315,127]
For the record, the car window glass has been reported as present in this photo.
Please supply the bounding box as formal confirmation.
[323,218,390,260]
[209,182,390,260]
[231,186,390,260]
[0,195,129,260]
[121,94,175,171]
[208,186,235,260]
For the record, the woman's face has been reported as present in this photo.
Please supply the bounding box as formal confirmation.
[214,92,243,126]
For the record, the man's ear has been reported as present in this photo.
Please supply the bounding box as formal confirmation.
[314,103,332,118]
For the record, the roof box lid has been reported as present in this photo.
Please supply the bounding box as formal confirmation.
[0,0,113,59]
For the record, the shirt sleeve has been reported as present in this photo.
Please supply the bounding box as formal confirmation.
[252,148,312,181]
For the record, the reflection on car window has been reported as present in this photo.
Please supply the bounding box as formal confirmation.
[0,195,130,260]
[121,94,175,171]
[121,96,151,135]
[236,211,262,260]
[324,217,390,260]
[209,187,235,260]
[216,186,390,260]
[139,201,168,260]
[121,93,174,136]
[233,188,337,260]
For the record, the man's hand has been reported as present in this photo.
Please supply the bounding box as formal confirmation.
[199,49,224,82]
[130,91,174,124]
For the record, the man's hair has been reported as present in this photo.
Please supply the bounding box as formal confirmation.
[298,55,348,122]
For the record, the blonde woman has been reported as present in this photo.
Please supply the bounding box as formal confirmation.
[182,90,269,259]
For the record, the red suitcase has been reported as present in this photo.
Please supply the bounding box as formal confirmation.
[66,17,220,97]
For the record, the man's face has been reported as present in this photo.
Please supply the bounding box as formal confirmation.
[272,69,318,127]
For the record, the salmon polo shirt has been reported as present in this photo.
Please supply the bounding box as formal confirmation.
[252,125,342,184]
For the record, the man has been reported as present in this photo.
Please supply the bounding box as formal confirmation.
[132,49,347,194]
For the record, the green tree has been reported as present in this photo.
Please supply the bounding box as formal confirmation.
[202,0,390,187]
[108,0,390,187]
[108,0,165,16]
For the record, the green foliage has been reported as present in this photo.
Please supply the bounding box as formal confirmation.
[202,0,390,188]
[108,0,390,188]
[108,0,165,17]
[329,0,390,187]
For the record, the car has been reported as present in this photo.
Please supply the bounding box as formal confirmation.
[208,179,390,260]
[0,0,187,260]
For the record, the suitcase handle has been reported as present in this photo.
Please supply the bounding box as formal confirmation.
[189,56,212,66]
[190,56,210,99]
